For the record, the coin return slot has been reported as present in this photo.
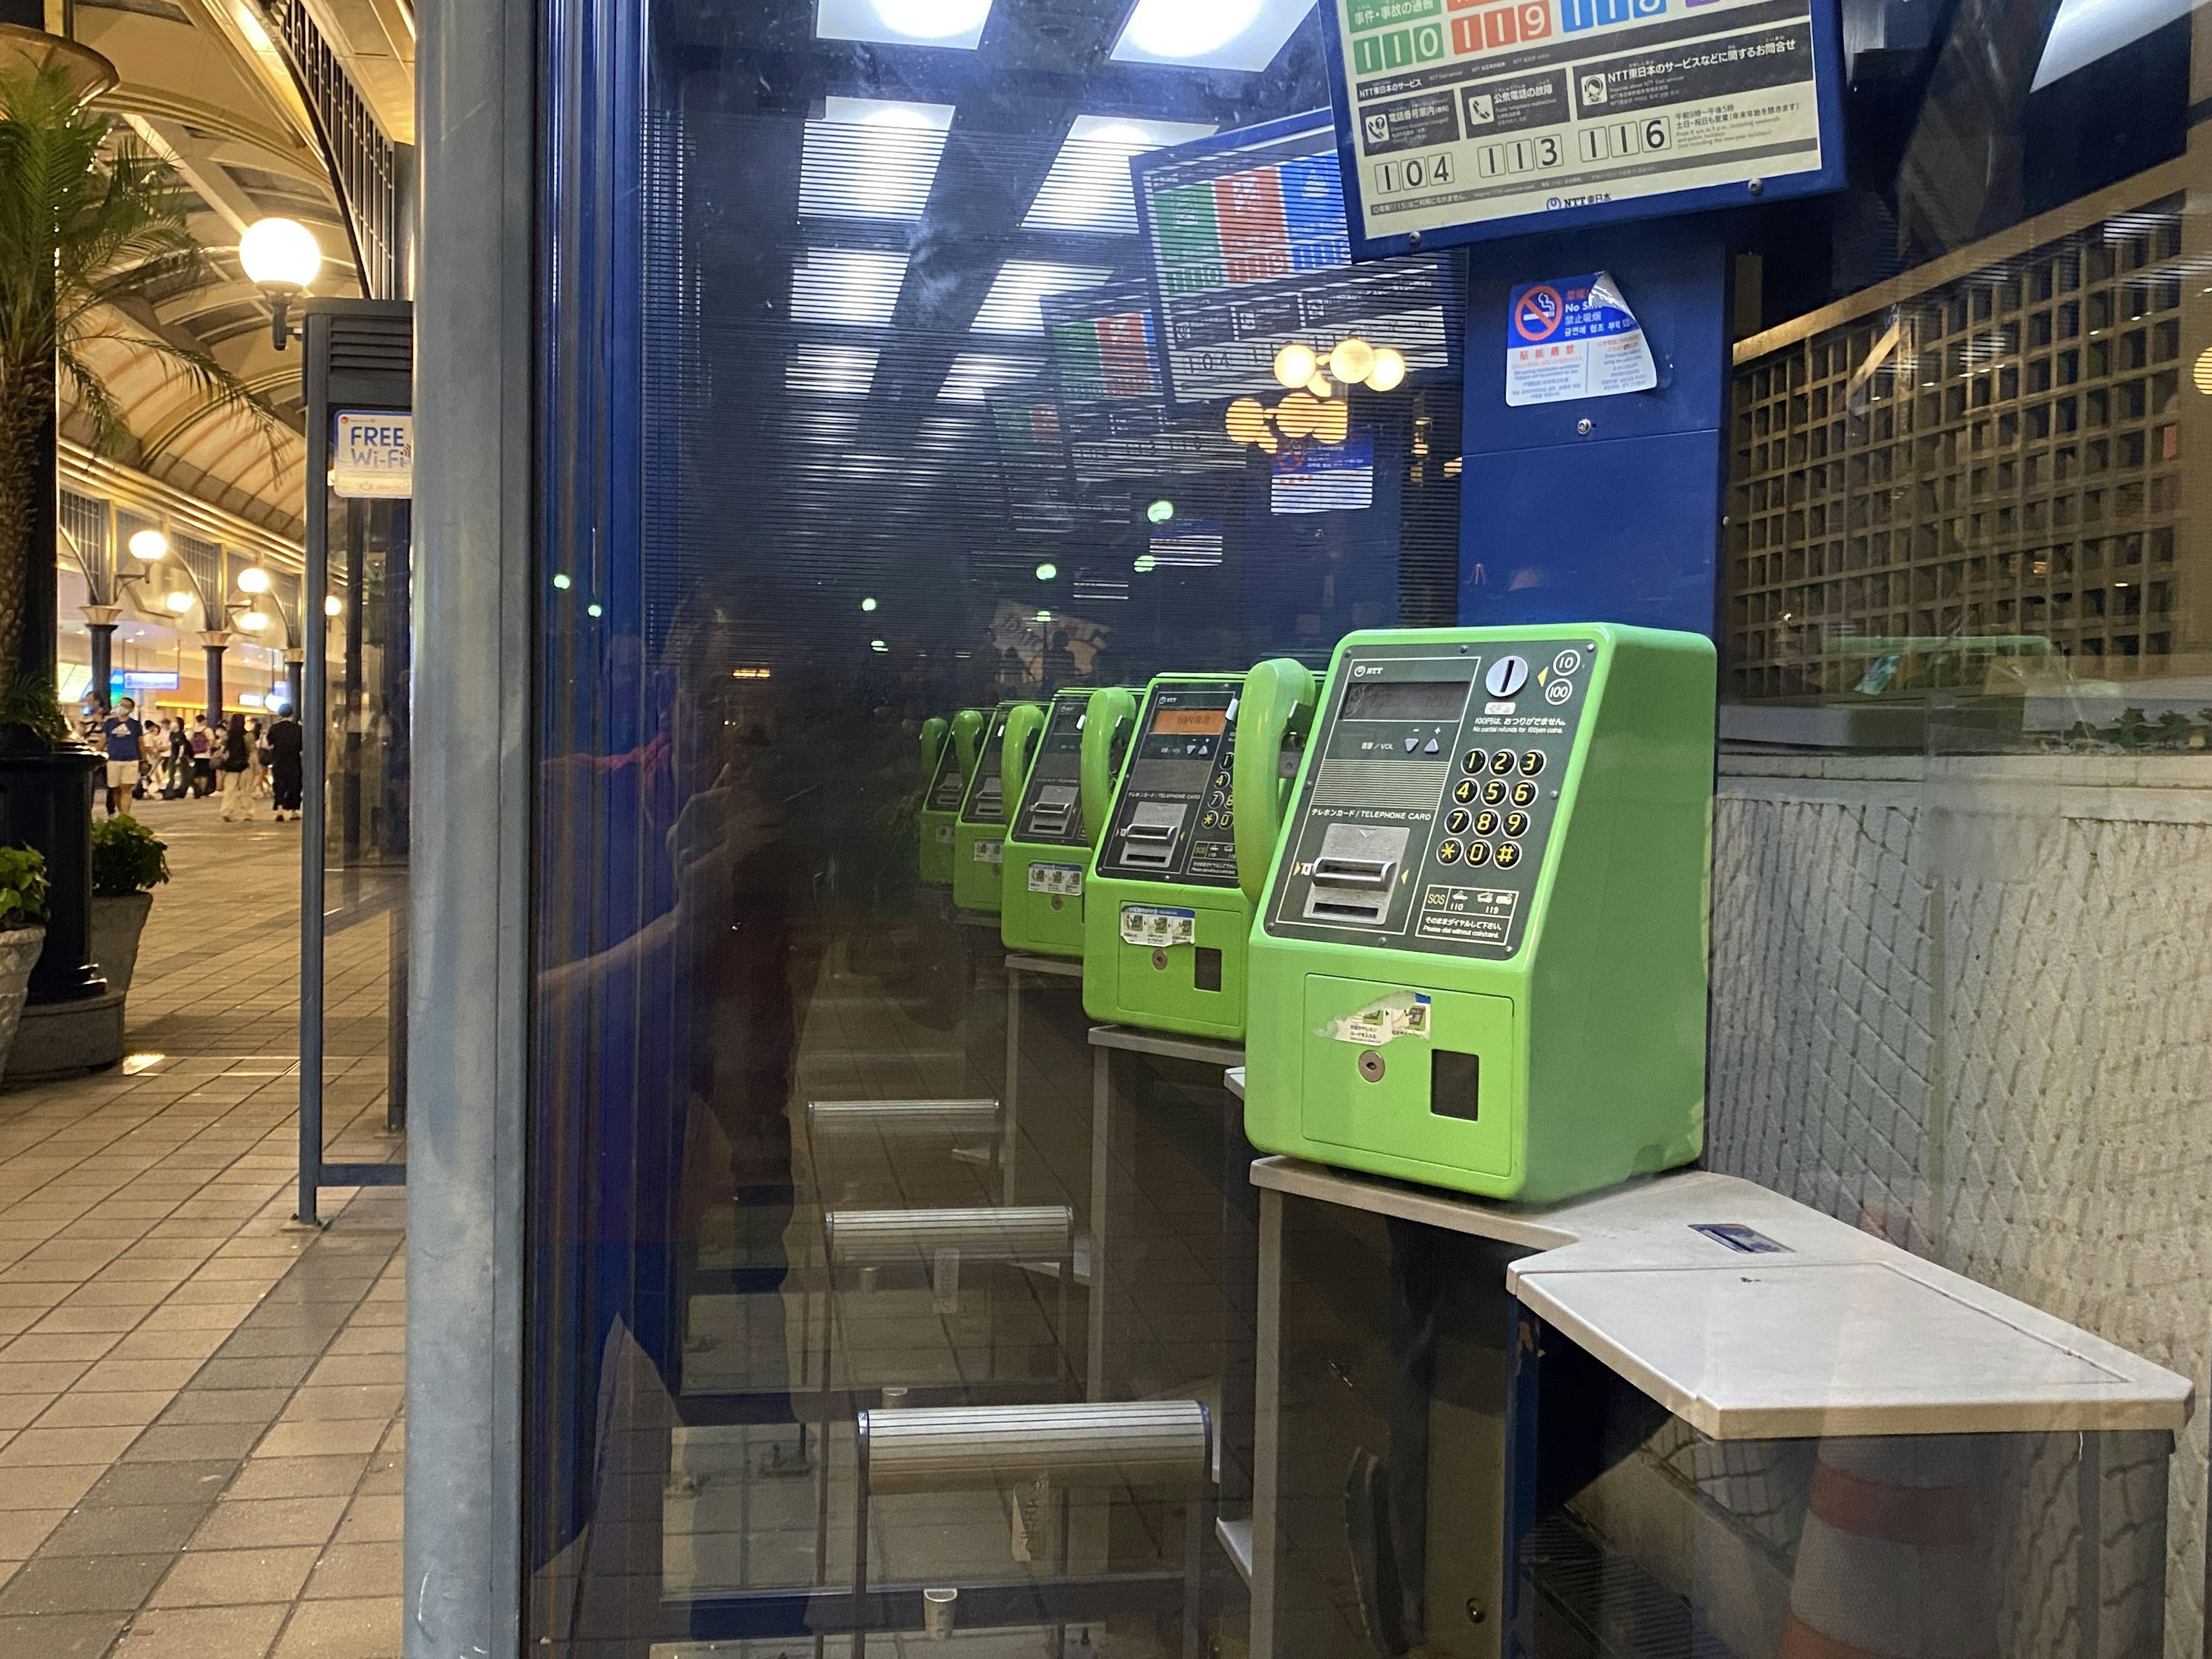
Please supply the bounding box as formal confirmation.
[1119,802,1187,868]
[1195,946,1223,991]
[1024,785,1077,839]
[1431,1050,1479,1121]
[1302,824,1409,926]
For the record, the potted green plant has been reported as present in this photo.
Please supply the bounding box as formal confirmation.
[0,61,279,1048]
[88,815,164,995]
[0,843,50,1069]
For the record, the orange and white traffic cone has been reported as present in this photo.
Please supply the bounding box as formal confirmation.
[1779,1435,1997,1659]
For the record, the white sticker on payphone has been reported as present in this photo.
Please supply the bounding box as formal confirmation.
[1027,862,1083,896]
[973,839,1003,865]
[1120,905,1195,948]
[1328,991,1432,1047]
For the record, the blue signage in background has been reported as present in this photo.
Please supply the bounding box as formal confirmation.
[1128,112,1460,408]
[1271,431,1377,514]
[1315,0,1849,258]
[1040,278,1244,488]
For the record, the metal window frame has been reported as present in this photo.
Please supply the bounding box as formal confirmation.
[406,0,532,1652]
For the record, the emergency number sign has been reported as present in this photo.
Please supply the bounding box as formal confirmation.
[332,411,413,499]
[1324,0,1840,252]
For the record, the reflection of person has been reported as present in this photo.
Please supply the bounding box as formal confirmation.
[533,611,813,1603]
[99,696,143,817]
[1042,628,1077,688]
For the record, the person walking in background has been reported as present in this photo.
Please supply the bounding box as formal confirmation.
[98,696,143,817]
[162,718,190,798]
[267,705,303,821]
[248,717,270,801]
[217,712,256,821]
[189,714,215,798]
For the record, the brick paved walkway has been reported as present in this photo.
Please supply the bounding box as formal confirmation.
[0,796,406,1659]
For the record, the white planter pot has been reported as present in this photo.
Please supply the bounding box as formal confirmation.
[0,925,47,1070]
[90,891,155,998]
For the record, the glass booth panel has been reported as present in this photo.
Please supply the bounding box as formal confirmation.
[529,5,1463,1653]
[523,0,2211,1654]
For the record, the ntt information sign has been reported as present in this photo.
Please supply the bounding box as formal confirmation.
[332,411,414,499]
[1320,0,1844,256]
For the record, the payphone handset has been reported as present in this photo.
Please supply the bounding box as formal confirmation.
[1081,661,1315,1041]
[1242,625,1714,1203]
[1079,686,1140,843]
[1230,658,1316,905]
[999,687,1137,958]
[918,709,985,888]
[953,701,1044,914]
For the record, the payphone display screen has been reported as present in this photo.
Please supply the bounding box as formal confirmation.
[1010,694,1090,847]
[958,711,1014,825]
[1097,680,1242,888]
[1264,639,1600,958]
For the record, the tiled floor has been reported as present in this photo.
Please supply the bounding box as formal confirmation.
[0,796,405,1658]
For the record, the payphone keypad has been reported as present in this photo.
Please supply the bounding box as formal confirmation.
[1097,681,1241,888]
[1264,639,1600,958]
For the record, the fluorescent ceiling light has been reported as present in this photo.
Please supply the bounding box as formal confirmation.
[939,353,1036,402]
[2032,0,2191,88]
[1111,0,1312,70]
[972,260,1115,335]
[786,343,880,397]
[787,407,861,444]
[800,97,957,219]
[790,247,910,325]
[1024,116,1219,234]
[816,0,993,48]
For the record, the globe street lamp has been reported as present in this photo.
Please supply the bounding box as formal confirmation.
[238,217,321,351]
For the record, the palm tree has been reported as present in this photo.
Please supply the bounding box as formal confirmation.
[0,61,282,737]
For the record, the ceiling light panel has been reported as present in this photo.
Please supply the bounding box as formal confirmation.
[1110,0,1313,71]
[800,97,958,219]
[971,261,1115,335]
[790,248,911,326]
[786,343,881,397]
[816,0,994,48]
[939,353,1037,402]
[1024,116,1219,234]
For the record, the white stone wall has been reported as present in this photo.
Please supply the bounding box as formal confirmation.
[1709,753,2212,1659]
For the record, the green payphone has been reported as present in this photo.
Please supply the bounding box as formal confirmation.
[999,686,1137,959]
[1082,661,1313,1041]
[918,709,984,887]
[1242,625,1714,1204]
[952,700,1044,914]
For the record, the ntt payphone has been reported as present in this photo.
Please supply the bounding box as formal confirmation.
[1083,661,1312,1041]
[918,710,984,888]
[1000,687,1136,959]
[1242,626,1713,1203]
[952,702,1044,915]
